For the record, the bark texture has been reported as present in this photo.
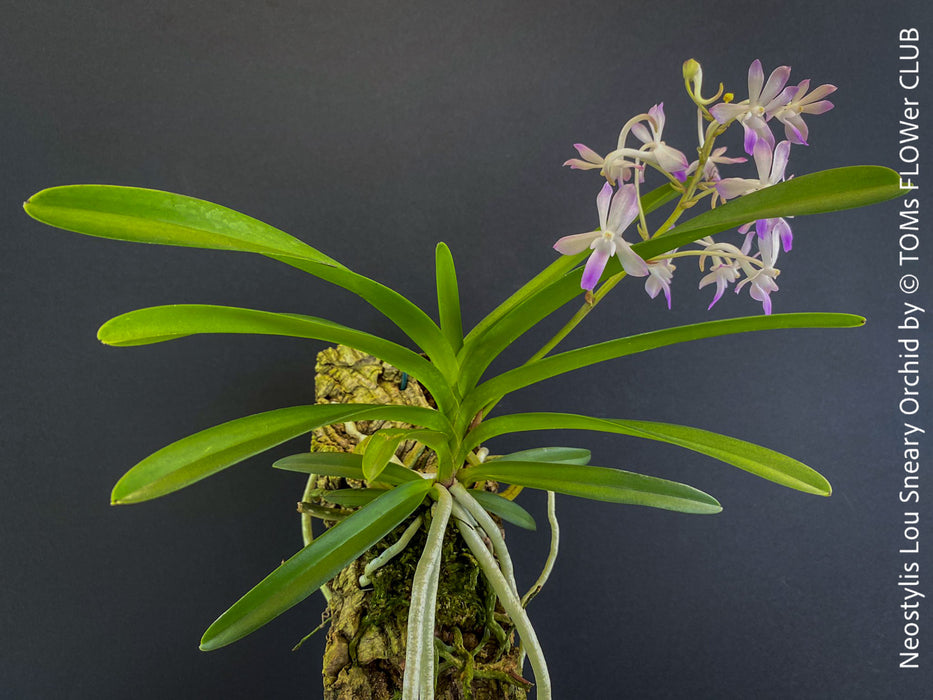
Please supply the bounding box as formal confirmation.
[309,346,529,700]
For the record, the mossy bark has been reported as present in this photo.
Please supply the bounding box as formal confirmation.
[310,347,529,700]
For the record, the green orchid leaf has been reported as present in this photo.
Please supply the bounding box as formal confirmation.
[461,255,578,351]
[111,404,448,504]
[362,427,452,482]
[268,257,460,387]
[465,412,831,496]
[496,446,591,465]
[200,478,432,651]
[458,460,721,514]
[468,489,537,531]
[98,304,456,414]
[23,184,340,266]
[362,431,407,483]
[456,271,584,395]
[320,488,385,507]
[461,312,864,421]
[459,183,677,366]
[632,166,902,261]
[273,452,419,486]
[23,185,458,384]
[436,242,464,353]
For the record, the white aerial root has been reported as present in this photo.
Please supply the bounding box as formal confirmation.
[519,490,559,668]
[402,485,452,700]
[522,490,559,607]
[449,481,519,597]
[452,500,552,700]
[359,515,423,587]
[300,472,332,603]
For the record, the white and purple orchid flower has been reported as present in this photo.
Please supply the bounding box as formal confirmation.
[563,143,643,185]
[771,79,836,145]
[735,228,781,315]
[698,260,740,310]
[554,182,649,291]
[715,140,791,202]
[739,217,794,254]
[630,104,690,182]
[557,58,837,315]
[710,60,793,155]
[645,258,676,308]
[686,145,747,184]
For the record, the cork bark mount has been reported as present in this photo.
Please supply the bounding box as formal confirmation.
[309,346,529,700]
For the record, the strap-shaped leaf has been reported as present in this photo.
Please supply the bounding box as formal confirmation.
[464,412,831,496]
[24,185,340,265]
[98,304,456,414]
[320,489,385,507]
[460,312,864,423]
[458,460,721,514]
[362,428,452,482]
[24,185,459,383]
[111,404,449,504]
[496,447,591,465]
[269,256,460,387]
[633,166,901,261]
[475,168,898,336]
[436,242,463,353]
[273,452,420,485]
[362,431,408,483]
[200,478,432,651]
[456,271,584,395]
[468,489,537,531]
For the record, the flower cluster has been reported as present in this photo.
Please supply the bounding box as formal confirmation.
[554,59,835,314]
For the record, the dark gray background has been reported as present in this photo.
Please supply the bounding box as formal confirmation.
[3,1,931,698]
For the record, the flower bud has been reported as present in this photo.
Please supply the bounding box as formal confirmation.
[683,59,702,84]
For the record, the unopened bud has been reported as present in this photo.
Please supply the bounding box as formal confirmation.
[683,59,702,83]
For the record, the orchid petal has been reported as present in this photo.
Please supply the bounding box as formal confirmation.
[553,230,600,255]
[581,246,611,290]
[760,65,792,105]
[710,102,748,124]
[782,116,809,145]
[596,182,613,232]
[716,177,759,201]
[615,240,649,277]
[630,123,652,144]
[573,143,603,163]
[752,140,773,181]
[774,218,793,252]
[563,158,602,170]
[742,122,759,155]
[803,100,834,115]
[747,60,764,102]
[770,141,791,183]
[648,103,666,134]
[804,83,837,102]
[606,184,639,233]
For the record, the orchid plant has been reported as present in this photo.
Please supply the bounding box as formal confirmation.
[26,59,898,699]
